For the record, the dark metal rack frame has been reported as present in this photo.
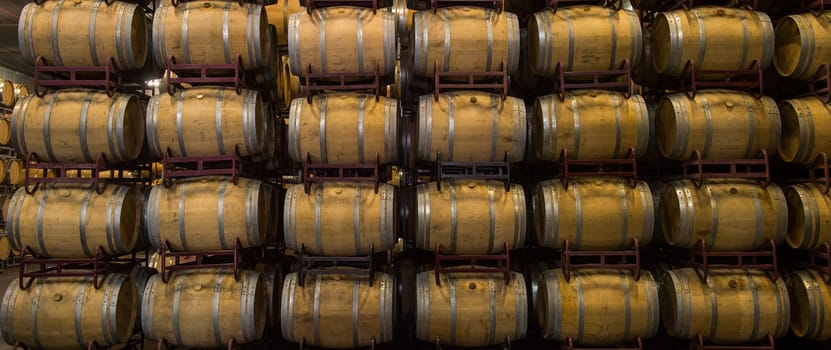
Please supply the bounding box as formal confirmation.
[560,238,642,282]
[23,152,153,195]
[681,239,779,282]
[302,152,381,194]
[434,152,512,192]
[669,149,771,189]
[296,244,377,287]
[558,147,639,190]
[303,63,382,103]
[794,242,831,284]
[690,334,775,350]
[429,0,504,11]
[432,61,509,101]
[808,64,831,104]
[164,55,249,95]
[161,146,254,187]
[433,242,512,286]
[679,59,765,99]
[562,336,643,350]
[305,0,380,12]
[546,0,620,12]
[34,56,124,98]
[783,152,831,194]
[157,239,265,283]
[551,59,634,100]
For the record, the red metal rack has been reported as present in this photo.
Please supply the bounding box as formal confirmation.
[670,149,770,188]
[803,0,831,12]
[23,152,152,195]
[794,242,831,284]
[430,0,504,11]
[564,336,643,350]
[161,146,253,187]
[304,63,382,103]
[433,242,511,286]
[34,56,124,97]
[559,147,638,190]
[14,333,145,350]
[808,64,831,104]
[296,244,376,286]
[305,0,380,12]
[302,153,381,194]
[679,59,765,99]
[435,152,511,192]
[560,239,642,282]
[170,0,268,6]
[157,239,264,283]
[165,55,248,95]
[684,239,779,282]
[546,0,618,12]
[691,334,775,350]
[155,337,256,350]
[552,59,633,100]
[785,152,831,194]
[17,246,136,290]
[433,61,509,101]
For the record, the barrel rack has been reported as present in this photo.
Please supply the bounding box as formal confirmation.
[429,0,504,11]
[794,242,831,284]
[546,0,622,12]
[433,151,512,192]
[23,152,152,194]
[681,239,780,282]
[638,0,760,24]
[432,60,510,101]
[33,56,133,98]
[551,59,634,100]
[808,64,831,104]
[303,63,383,103]
[558,147,639,189]
[156,239,264,283]
[690,334,776,350]
[803,0,831,12]
[302,152,381,193]
[160,146,258,187]
[297,244,377,286]
[668,149,771,188]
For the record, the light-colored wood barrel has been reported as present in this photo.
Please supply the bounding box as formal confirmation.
[0,118,10,147]
[418,92,526,162]
[656,90,780,160]
[0,274,137,349]
[5,160,23,187]
[289,6,396,77]
[787,269,831,341]
[0,81,14,108]
[284,182,395,256]
[660,179,787,251]
[13,84,28,102]
[775,12,831,80]
[416,180,526,254]
[651,7,774,76]
[129,265,156,333]
[785,183,831,250]
[142,268,266,348]
[152,0,269,70]
[147,86,265,159]
[280,54,303,107]
[255,261,285,334]
[411,7,520,77]
[11,89,145,163]
[7,184,140,259]
[144,176,269,251]
[19,0,148,70]
[0,194,11,223]
[779,97,831,164]
[416,270,527,347]
[528,6,642,76]
[0,235,9,261]
[281,271,395,348]
[661,268,790,344]
[534,177,654,250]
[533,90,650,161]
[288,93,399,164]
[266,0,304,47]
[538,268,660,345]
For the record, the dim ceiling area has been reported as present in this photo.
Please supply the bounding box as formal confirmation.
[0,0,33,78]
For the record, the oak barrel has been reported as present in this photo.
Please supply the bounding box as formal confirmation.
[785,183,831,250]
[0,236,9,261]
[779,97,831,164]
[528,6,642,76]
[129,265,156,333]
[0,81,14,108]
[787,269,831,341]
[534,177,654,250]
[12,89,145,163]
[5,160,23,187]
[775,12,831,80]
[144,176,270,251]
[146,86,265,159]
[0,119,9,146]
[18,0,148,70]
[651,7,774,76]
[416,270,527,347]
[661,268,790,344]
[411,7,520,77]
[289,6,396,77]
[416,180,526,254]
[266,0,304,47]
[538,269,660,345]
[284,182,396,256]
[281,271,395,348]
[6,184,140,259]
[533,90,650,161]
[0,274,137,349]
[13,84,28,102]
[656,90,780,160]
[418,92,526,162]
[152,0,269,70]
[255,261,285,334]
[288,93,399,164]
[142,268,266,348]
[660,179,787,251]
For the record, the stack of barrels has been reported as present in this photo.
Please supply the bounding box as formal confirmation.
[0,80,29,262]
[0,0,152,348]
[138,0,281,347]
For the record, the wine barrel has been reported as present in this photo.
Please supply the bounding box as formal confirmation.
[0,119,10,146]
[774,12,831,80]
[416,180,526,254]
[13,84,28,102]
[0,194,11,223]
[5,160,23,187]
[528,6,642,76]
[255,260,285,334]
[142,268,266,348]
[418,92,526,162]
[0,274,137,349]
[787,269,831,341]
[144,176,270,251]
[416,270,527,347]
[153,0,269,70]
[660,179,787,251]
[785,183,831,250]
[0,81,14,107]
[129,265,156,333]
[0,235,10,261]
[656,90,780,160]
[6,184,140,259]
[281,271,395,348]
[393,0,414,45]
[288,93,399,164]
[284,182,396,256]
[280,55,302,107]
[662,268,790,344]
[146,86,264,159]
[266,0,304,47]
[12,90,145,164]
[533,90,650,161]
[289,6,396,77]
[779,97,831,164]
[411,7,520,77]
[651,7,774,76]
[18,0,148,70]
[534,177,654,250]
[538,269,660,346]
